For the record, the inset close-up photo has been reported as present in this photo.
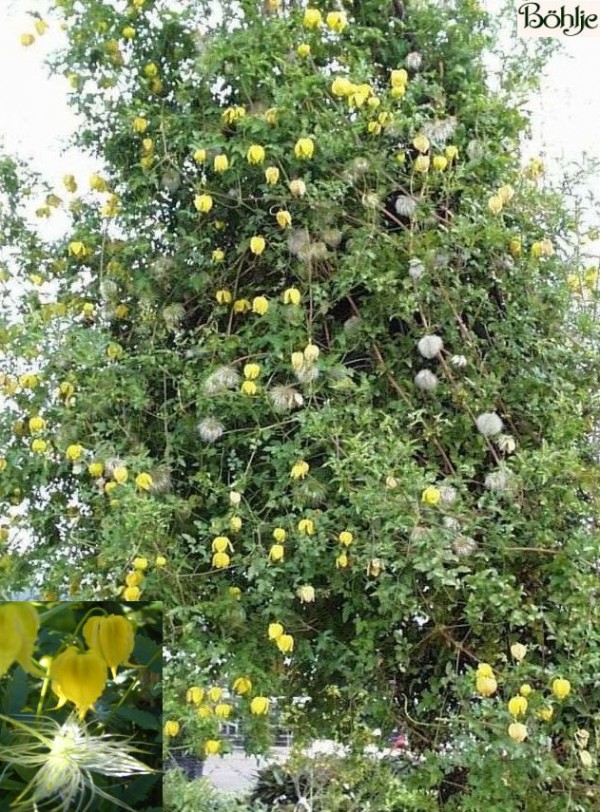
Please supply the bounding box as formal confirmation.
[0,600,163,811]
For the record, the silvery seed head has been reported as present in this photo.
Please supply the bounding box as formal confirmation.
[203,366,240,395]
[450,355,467,369]
[408,258,425,280]
[417,335,443,359]
[414,370,438,391]
[197,417,224,443]
[269,385,304,413]
[476,412,504,437]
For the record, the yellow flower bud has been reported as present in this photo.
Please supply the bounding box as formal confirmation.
[122,25,136,39]
[66,444,84,462]
[187,686,204,704]
[297,43,311,57]
[204,739,221,755]
[283,287,301,305]
[326,11,348,31]
[303,343,320,362]
[50,646,108,718]
[207,686,223,702]
[291,352,305,370]
[488,195,503,215]
[273,528,287,543]
[289,179,307,197]
[133,556,148,570]
[510,643,527,661]
[241,380,258,396]
[20,33,36,47]
[216,289,232,305]
[133,116,148,133]
[123,586,141,601]
[412,134,430,153]
[215,703,233,718]
[212,551,231,568]
[230,516,243,532]
[144,62,158,77]
[414,155,430,173]
[445,145,459,161]
[390,69,408,88]
[83,614,135,679]
[125,571,143,588]
[233,298,251,314]
[290,460,309,480]
[212,536,231,554]
[433,155,448,171]
[265,166,280,184]
[519,683,532,697]
[113,466,128,484]
[243,363,261,380]
[155,555,167,567]
[498,184,514,204]
[194,148,207,163]
[476,675,497,697]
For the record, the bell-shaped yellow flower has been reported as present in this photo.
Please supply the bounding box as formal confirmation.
[83,615,135,680]
[294,137,315,160]
[164,720,180,737]
[233,676,252,695]
[552,677,571,700]
[50,646,108,718]
[276,634,294,654]
[0,602,42,677]
[250,696,270,715]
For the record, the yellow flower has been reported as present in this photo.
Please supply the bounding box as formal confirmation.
[115,304,129,319]
[216,289,232,305]
[66,444,84,462]
[20,33,36,47]
[63,174,77,193]
[339,531,353,547]
[303,343,319,362]
[509,237,522,257]
[28,416,46,433]
[508,722,527,743]
[445,145,459,161]
[186,686,205,705]
[252,296,269,315]
[412,134,430,153]
[68,241,87,258]
[331,77,353,97]
[297,43,311,57]
[247,144,266,165]
[498,184,514,204]
[519,683,532,697]
[277,634,294,653]
[250,236,266,255]
[233,298,251,314]
[488,195,503,215]
[90,173,108,192]
[433,155,448,171]
[273,528,287,543]
[276,210,292,229]
[83,614,135,680]
[233,676,252,695]
[336,551,349,567]
[197,703,213,718]
[212,551,230,568]
[250,696,270,715]
[476,663,494,678]
[125,571,143,588]
[230,516,243,532]
[390,69,408,87]
[289,179,307,197]
[241,380,258,396]
[476,675,497,697]
[144,62,158,77]
[122,25,136,39]
[244,363,261,380]
[303,8,322,28]
[367,122,381,135]
[525,157,544,178]
[135,472,153,491]
[414,155,430,173]
[0,459,7,473]
[113,466,128,484]
[133,556,148,570]
[538,706,554,721]
[19,373,39,389]
[204,739,221,755]
[133,116,148,133]
[164,720,180,737]
[390,85,406,99]
[207,686,223,702]
[294,137,315,160]
[510,643,527,662]
[265,166,280,184]
[194,194,213,213]
[212,537,231,554]
[326,11,348,31]
[0,602,42,678]
[35,19,49,35]
[123,586,141,601]
[104,482,117,495]
[265,107,279,125]
[298,518,315,535]
[269,544,285,562]
[212,248,225,263]
[552,677,571,700]
[297,585,315,603]
[421,486,441,506]
[50,646,108,718]
[222,105,246,124]
[508,696,528,717]
[215,703,233,718]
[155,555,167,567]
[268,623,284,640]
[194,148,207,163]
[291,460,309,480]
[283,287,301,305]
[213,154,229,173]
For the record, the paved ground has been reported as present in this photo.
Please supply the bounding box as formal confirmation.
[203,746,290,792]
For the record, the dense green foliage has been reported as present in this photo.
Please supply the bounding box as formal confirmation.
[1,0,600,806]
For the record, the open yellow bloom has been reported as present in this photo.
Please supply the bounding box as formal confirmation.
[294,137,315,159]
[212,536,232,553]
[123,586,141,601]
[69,241,87,258]
[125,571,144,588]
[241,380,258,396]
[488,195,503,215]
[215,703,233,718]
[414,155,430,173]
[207,686,223,702]
[250,236,266,255]
[135,472,153,491]
[0,603,42,677]
[66,444,84,462]
[133,116,148,133]
[391,69,408,88]
[122,25,136,38]
[283,287,301,305]
[83,615,135,679]
[21,33,36,47]
[476,675,497,697]
[222,105,246,124]
[212,248,225,262]
[194,194,213,213]
[113,466,128,484]
[433,155,448,171]
[297,585,315,603]
[164,721,180,737]
[233,298,251,314]
[194,148,207,163]
[538,706,554,721]
[233,676,252,695]
[132,557,148,570]
[273,528,287,543]
[247,144,266,164]
[304,343,320,362]
[250,696,270,715]
[412,134,430,153]
[29,416,46,433]
[477,663,494,678]
[290,460,309,479]
[276,634,294,653]
[198,705,212,719]
[331,77,353,97]
[216,289,232,305]
[303,8,322,28]
[51,647,108,718]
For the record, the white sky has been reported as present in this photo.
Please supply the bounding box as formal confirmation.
[0,0,599,249]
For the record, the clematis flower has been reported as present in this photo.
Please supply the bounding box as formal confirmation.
[508,722,528,742]
[247,144,266,164]
[269,544,285,562]
[265,166,280,184]
[194,194,213,213]
[233,676,252,695]
[326,11,348,31]
[339,531,353,547]
[213,154,229,173]
[276,634,294,653]
[250,696,270,715]
[252,296,269,315]
[421,486,441,506]
[294,138,315,160]
[508,696,528,717]
[268,623,284,640]
[0,715,153,812]
[283,287,301,305]
[50,647,108,718]
[303,8,322,28]
[164,720,179,737]
[290,460,309,480]
[204,739,221,755]
[135,472,153,491]
[289,179,306,197]
[0,602,43,678]
[250,236,266,255]
[276,210,292,228]
[298,518,315,535]
[552,677,571,700]
[83,614,135,679]
[297,43,311,57]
